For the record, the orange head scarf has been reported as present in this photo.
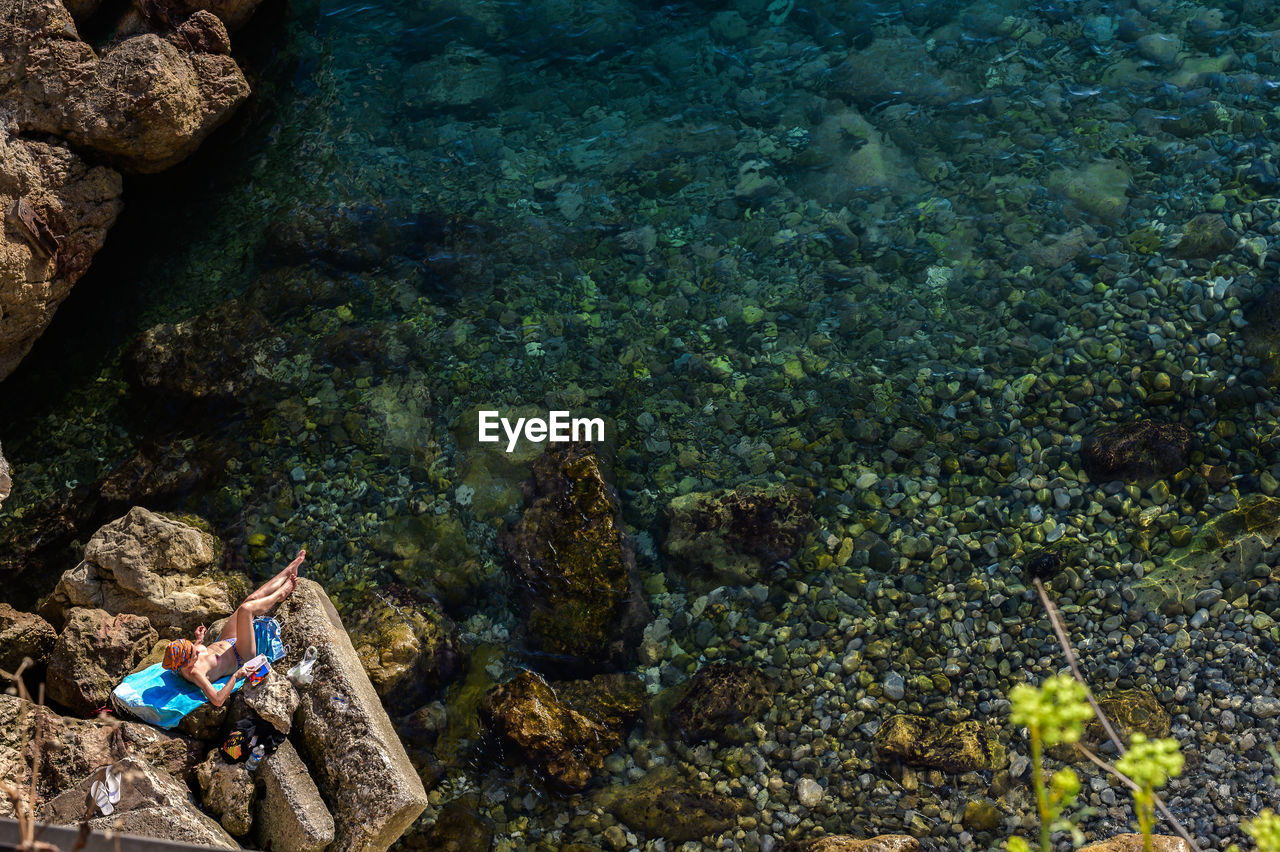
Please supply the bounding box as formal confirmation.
[163,639,196,670]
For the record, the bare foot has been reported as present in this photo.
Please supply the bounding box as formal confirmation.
[282,575,299,599]
[287,549,306,581]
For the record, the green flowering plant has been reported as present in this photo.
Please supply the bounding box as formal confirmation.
[1114,733,1184,852]
[1007,674,1094,852]
[1244,809,1280,852]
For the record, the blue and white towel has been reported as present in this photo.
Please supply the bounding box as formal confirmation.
[112,616,287,729]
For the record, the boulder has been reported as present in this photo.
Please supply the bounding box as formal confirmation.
[1049,689,1169,762]
[668,664,773,744]
[174,698,230,740]
[1080,420,1191,484]
[403,46,505,110]
[0,604,56,674]
[783,837,920,852]
[480,670,620,791]
[277,578,428,851]
[500,444,649,670]
[2,0,249,173]
[833,36,971,107]
[0,440,10,508]
[0,695,199,818]
[123,298,287,411]
[0,122,122,381]
[196,748,254,837]
[1172,213,1236,260]
[1047,159,1131,221]
[239,669,300,734]
[350,591,464,717]
[664,483,813,586]
[96,439,233,515]
[375,511,487,607]
[43,506,242,637]
[1079,836,1190,852]
[596,765,750,843]
[406,794,492,851]
[873,714,1005,773]
[254,738,336,852]
[40,755,238,848]
[46,608,158,716]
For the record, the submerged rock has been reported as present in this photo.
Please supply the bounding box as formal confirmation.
[1047,159,1130,221]
[1080,420,1191,484]
[40,754,238,848]
[1172,213,1236,259]
[46,607,158,715]
[350,591,464,717]
[0,124,122,381]
[480,669,636,791]
[123,299,287,410]
[833,36,972,107]
[873,714,1005,773]
[596,765,750,843]
[2,0,249,173]
[1079,836,1190,852]
[782,836,920,852]
[403,46,505,111]
[501,444,649,671]
[42,506,243,638]
[277,578,428,851]
[664,483,813,586]
[668,664,773,744]
[406,794,492,852]
[1138,494,1280,614]
[375,513,486,607]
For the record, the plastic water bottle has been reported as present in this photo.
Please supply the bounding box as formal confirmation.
[288,645,317,686]
[245,744,265,771]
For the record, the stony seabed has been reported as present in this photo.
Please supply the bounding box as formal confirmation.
[6,0,1280,848]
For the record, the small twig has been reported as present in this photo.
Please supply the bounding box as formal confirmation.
[1033,578,1202,852]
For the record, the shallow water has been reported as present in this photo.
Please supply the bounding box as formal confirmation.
[6,0,1280,847]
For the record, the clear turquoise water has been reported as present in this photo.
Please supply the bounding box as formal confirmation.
[5,0,1280,846]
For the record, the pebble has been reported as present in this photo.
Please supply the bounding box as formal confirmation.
[1252,696,1280,719]
[883,671,905,701]
[796,778,823,808]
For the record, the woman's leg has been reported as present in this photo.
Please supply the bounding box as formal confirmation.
[216,573,297,656]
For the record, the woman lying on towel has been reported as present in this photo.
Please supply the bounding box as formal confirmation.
[162,549,305,706]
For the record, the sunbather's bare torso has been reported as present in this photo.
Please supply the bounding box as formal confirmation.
[174,550,304,706]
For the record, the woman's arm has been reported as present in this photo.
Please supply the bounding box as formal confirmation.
[192,665,248,708]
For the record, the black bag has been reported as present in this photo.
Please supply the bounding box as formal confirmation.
[220,713,286,762]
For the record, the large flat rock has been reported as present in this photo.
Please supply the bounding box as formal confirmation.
[277,579,427,851]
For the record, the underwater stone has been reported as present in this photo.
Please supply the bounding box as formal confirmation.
[663,482,813,586]
[1078,836,1190,852]
[668,663,773,744]
[500,443,648,671]
[873,714,1005,773]
[595,765,750,844]
[349,590,464,717]
[1172,213,1236,260]
[1047,160,1130,221]
[404,46,504,111]
[783,836,920,852]
[1080,420,1191,484]
[124,299,287,412]
[479,670,621,791]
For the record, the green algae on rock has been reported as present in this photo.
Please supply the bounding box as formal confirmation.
[873,714,1005,774]
[781,835,921,852]
[350,591,465,717]
[1136,494,1280,614]
[480,669,619,791]
[667,663,773,744]
[663,482,813,586]
[1080,420,1192,485]
[595,765,750,844]
[501,443,648,670]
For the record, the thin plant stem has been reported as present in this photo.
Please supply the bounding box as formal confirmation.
[1031,729,1051,852]
[1033,578,1202,852]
